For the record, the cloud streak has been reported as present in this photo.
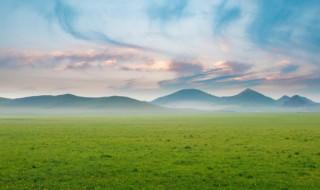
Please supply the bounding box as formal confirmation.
[53,0,154,51]
[159,60,254,89]
[147,0,190,23]
[213,0,241,35]
[247,0,320,53]
[3,0,161,52]
[0,48,156,71]
[169,60,204,76]
[159,60,320,95]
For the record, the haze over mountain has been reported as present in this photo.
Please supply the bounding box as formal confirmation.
[0,89,319,114]
[280,95,317,107]
[277,95,291,105]
[0,94,162,114]
[220,88,275,106]
[4,94,154,109]
[152,88,319,111]
[153,89,219,104]
[151,89,220,110]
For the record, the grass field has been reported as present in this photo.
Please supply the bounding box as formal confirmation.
[0,113,320,190]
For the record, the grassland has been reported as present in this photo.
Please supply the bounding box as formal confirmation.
[0,113,319,190]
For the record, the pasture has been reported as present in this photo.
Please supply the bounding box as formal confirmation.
[0,113,319,189]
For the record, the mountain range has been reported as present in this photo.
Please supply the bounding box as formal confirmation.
[152,88,319,110]
[0,89,319,113]
[0,94,160,114]
[4,94,155,109]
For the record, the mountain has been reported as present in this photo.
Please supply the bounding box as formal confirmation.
[6,94,86,108]
[153,88,276,108]
[152,89,218,104]
[151,89,220,109]
[280,95,317,107]
[277,95,291,105]
[152,88,319,111]
[1,90,318,113]
[222,88,275,106]
[0,94,160,111]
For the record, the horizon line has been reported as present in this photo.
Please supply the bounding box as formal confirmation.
[0,88,318,103]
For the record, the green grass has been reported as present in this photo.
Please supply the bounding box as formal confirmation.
[0,113,320,190]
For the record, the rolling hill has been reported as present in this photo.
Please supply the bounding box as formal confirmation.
[4,94,154,109]
[0,94,162,113]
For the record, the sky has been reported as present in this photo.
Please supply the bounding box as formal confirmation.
[0,0,320,101]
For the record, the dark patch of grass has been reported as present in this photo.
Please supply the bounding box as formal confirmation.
[184,145,192,150]
[100,154,112,158]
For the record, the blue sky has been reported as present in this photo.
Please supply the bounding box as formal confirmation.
[0,0,319,100]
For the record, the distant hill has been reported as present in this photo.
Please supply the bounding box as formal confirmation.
[151,89,227,110]
[221,88,275,106]
[152,88,319,111]
[152,88,276,108]
[278,95,317,107]
[277,95,291,105]
[152,89,219,106]
[0,90,319,113]
[0,94,161,112]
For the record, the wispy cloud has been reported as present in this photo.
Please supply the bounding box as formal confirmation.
[147,0,190,23]
[168,60,204,76]
[159,60,253,89]
[0,48,156,71]
[159,59,320,94]
[55,0,157,51]
[3,0,158,51]
[213,0,241,35]
[213,61,252,74]
[281,64,299,74]
[247,0,320,53]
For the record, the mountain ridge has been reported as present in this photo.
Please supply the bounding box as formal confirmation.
[152,89,219,105]
[152,88,318,110]
[282,95,316,107]
[0,89,318,112]
[0,94,159,110]
[220,88,275,106]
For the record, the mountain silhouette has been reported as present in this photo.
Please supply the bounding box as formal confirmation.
[1,94,159,110]
[152,88,318,110]
[281,95,316,107]
[277,95,291,105]
[152,89,219,105]
[0,89,319,112]
[222,88,275,105]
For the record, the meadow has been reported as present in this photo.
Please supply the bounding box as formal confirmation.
[0,113,319,190]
